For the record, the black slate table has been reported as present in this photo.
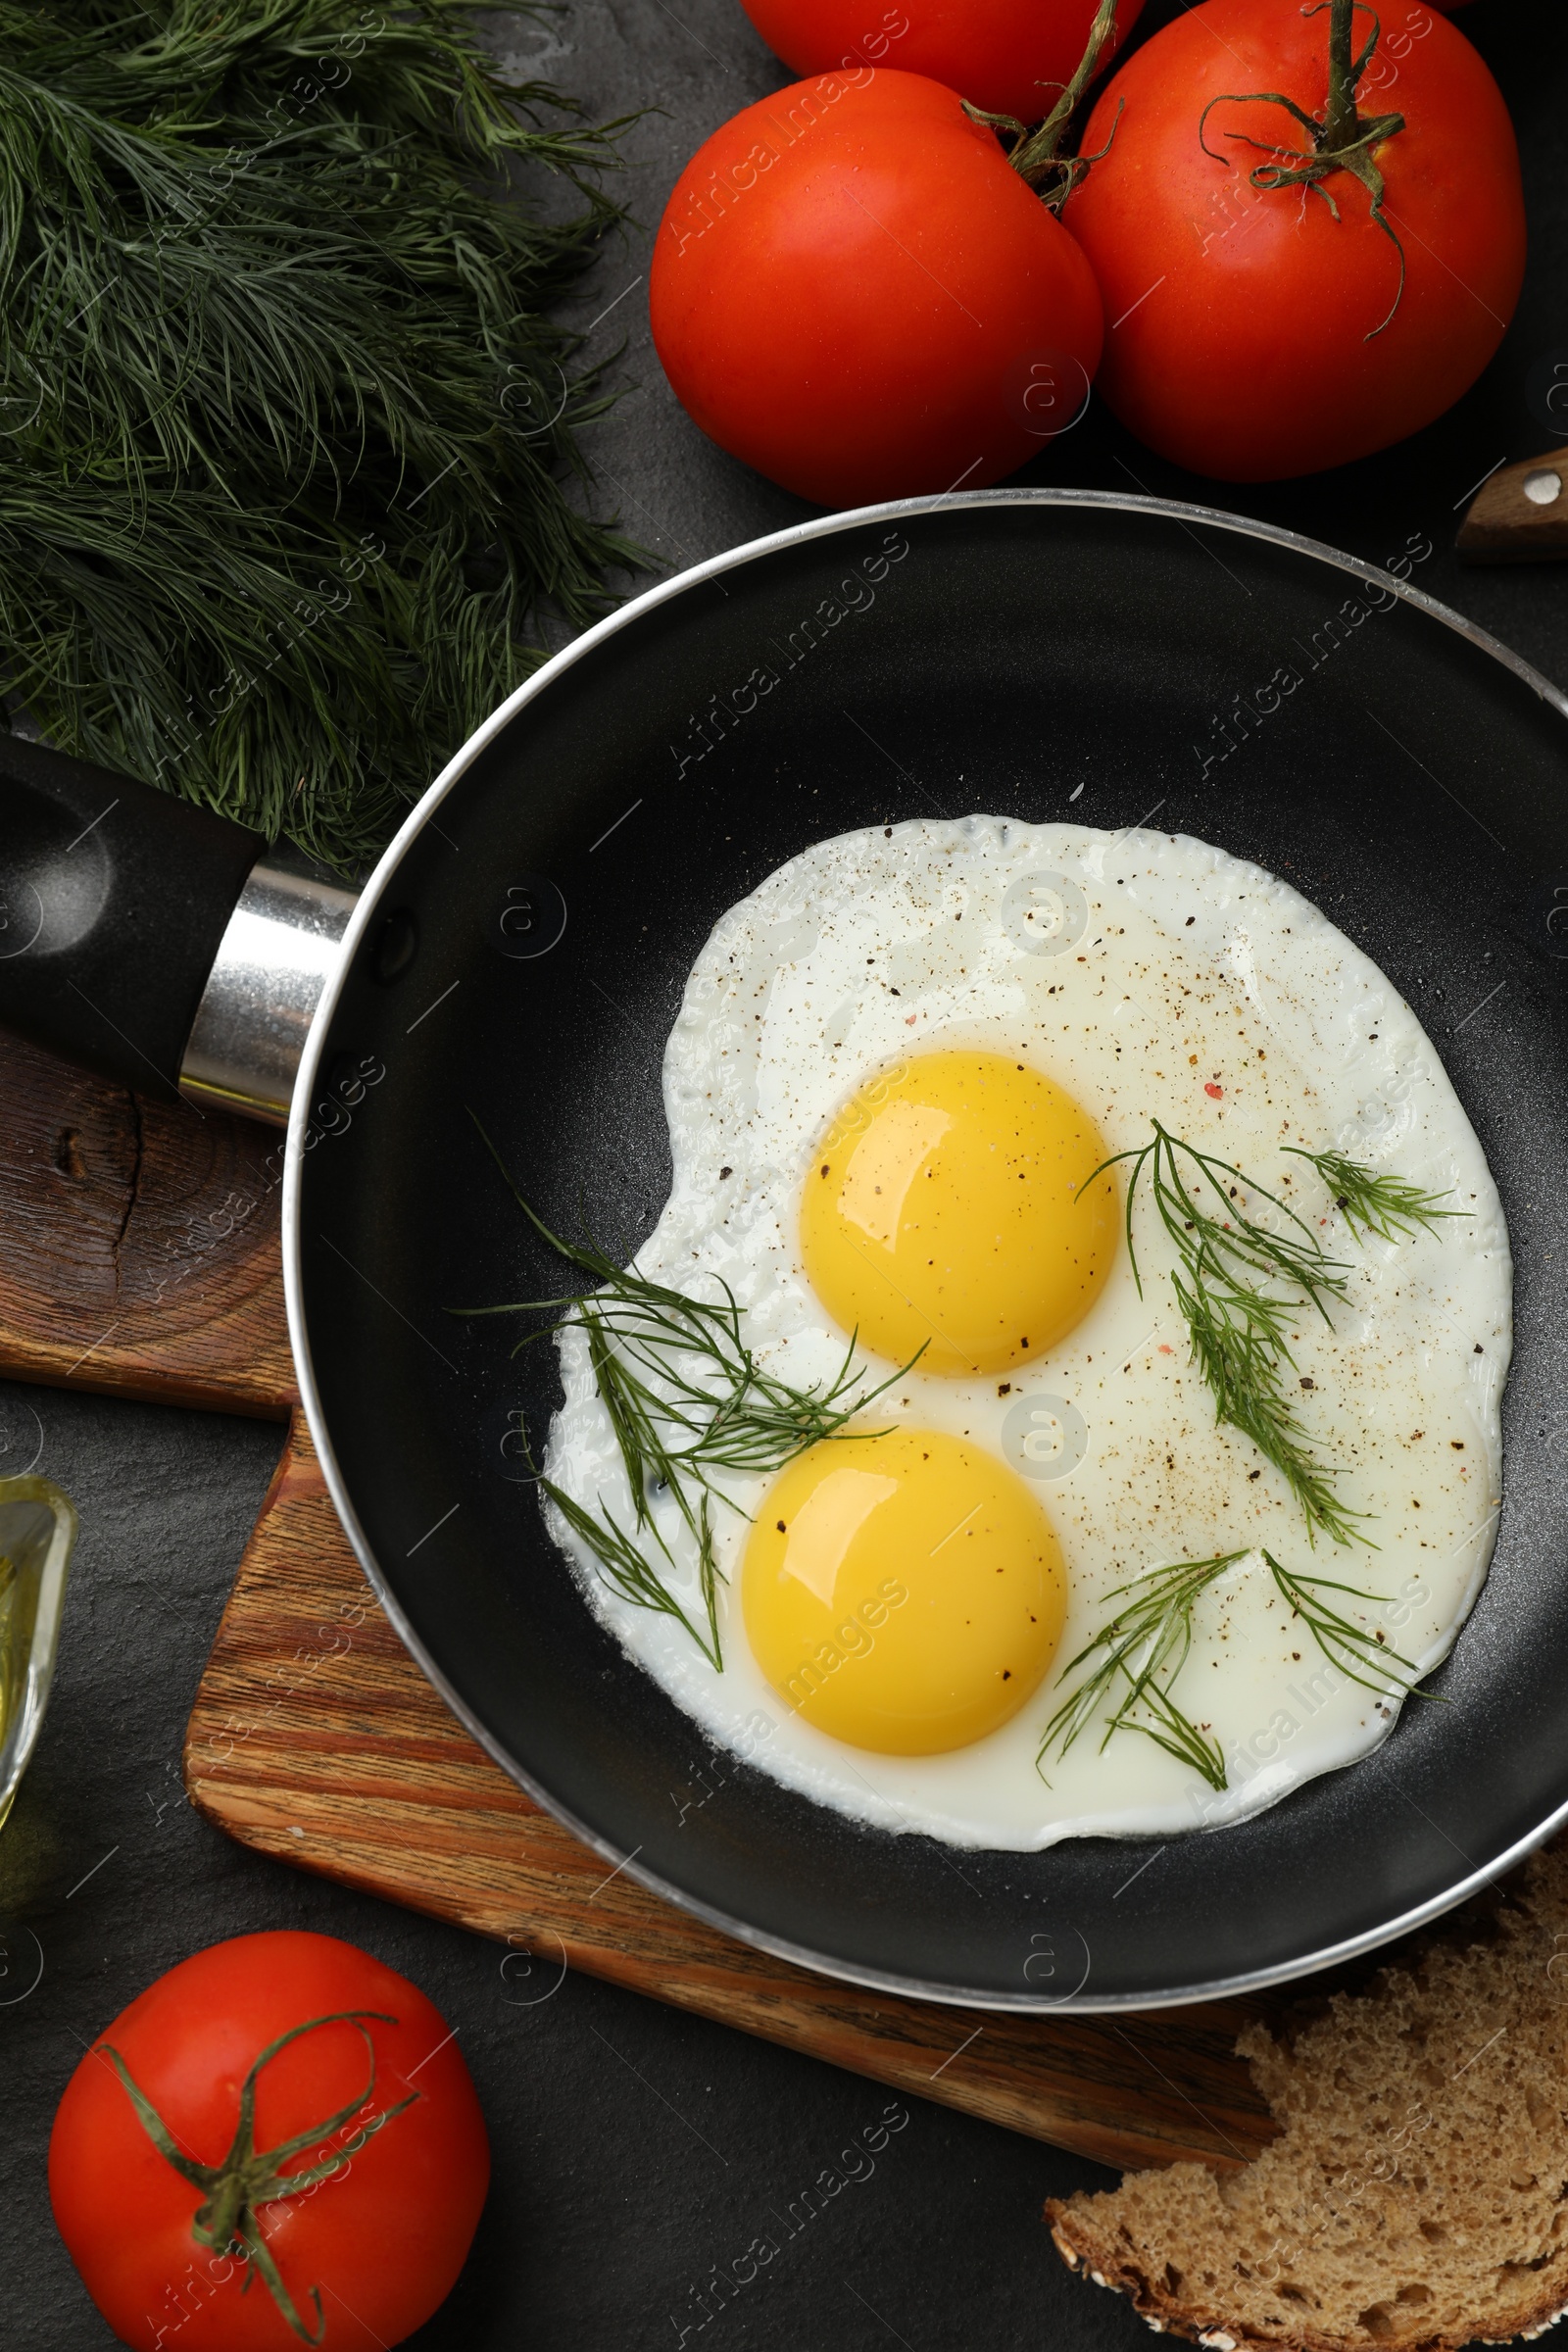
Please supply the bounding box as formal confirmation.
[3,3,1565,2345]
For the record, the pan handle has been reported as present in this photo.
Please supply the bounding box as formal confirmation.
[0,736,356,1124]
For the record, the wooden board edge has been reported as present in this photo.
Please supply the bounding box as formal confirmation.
[179,1738,1263,2178]
[5,1341,294,1420]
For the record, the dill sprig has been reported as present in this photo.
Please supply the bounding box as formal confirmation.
[536,1476,724,1673]
[459,1119,917,1667]
[1090,1122,1367,1545]
[1039,1547,1422,1791]
[1260,1549,1423,1700]
[1285,1150,1465,1246]
[0,0,641,871]
[1038,1551,1243,1789]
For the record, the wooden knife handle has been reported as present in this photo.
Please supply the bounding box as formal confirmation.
[1457,453,1568,565]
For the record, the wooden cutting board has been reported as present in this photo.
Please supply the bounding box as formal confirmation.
[3,1026,1434,2175]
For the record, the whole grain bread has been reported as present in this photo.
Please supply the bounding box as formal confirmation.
[1047,1838,1568,2351]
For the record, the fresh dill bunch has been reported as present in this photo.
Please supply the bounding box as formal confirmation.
[1039,1546,1422,1791]
[458,1117,917,1667]
[0,0,641,871]
[1284,1149,1466,1246]
[1091,1122,1368,1545]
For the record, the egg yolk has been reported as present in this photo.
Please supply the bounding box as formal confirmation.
[741,1427,1066,1754]
[800,1050,1117,1376]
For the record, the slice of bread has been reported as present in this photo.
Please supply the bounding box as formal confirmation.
[1047,1838,1568,2351]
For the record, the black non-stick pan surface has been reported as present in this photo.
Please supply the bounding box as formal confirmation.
[288,489,1568,2012]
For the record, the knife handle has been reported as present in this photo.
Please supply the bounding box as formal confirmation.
[0,737,355,1123]
[1456,454,1568,565]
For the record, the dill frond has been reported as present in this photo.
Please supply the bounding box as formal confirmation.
[1260,1550,1423,1700]
[1039,1547,1423,1791]
[1038,1551,1244,1790]
[0,0,641,870]
[538,1477,722,1672]
[1087,1126,1468,1544]
[1088,1122,1368,1545]
[459,1116,919,1667]
[1284,1150,1467,1246]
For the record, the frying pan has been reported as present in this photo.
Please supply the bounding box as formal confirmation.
[6,488,1568,2012]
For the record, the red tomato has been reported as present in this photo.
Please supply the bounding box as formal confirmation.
[1062,0,1525,480]
[651,67,1103,506]
[734,0,1145,124]
[50,1933,489,2351]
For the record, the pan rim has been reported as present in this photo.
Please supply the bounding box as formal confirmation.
[283,484,1568,2013]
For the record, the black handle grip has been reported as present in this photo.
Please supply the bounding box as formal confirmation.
[0,736,265,1101]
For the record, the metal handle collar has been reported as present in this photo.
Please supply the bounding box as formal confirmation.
[179,861,357,1125]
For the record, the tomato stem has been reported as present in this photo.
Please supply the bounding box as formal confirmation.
[1198,0,1408,337]
[100,2008,420,2346]
[966,0,1124,210]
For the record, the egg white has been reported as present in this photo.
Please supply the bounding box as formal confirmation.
[540,818,1511,1850]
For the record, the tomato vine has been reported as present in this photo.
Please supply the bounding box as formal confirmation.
[1199,0,1408,335]
[964,0,1125,207]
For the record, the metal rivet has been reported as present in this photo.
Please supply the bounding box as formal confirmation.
[371,906,417,985]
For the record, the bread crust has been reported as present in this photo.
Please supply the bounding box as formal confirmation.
[1047,2206,1568,2351]
[1046,1839,1568,2352]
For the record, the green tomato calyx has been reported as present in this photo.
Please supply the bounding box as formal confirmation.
[100,2008,419,2344]
[967,0,1125,210]
[1199,0,1409,338]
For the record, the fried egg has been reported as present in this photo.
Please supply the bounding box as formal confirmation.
[540,818,1511,1849]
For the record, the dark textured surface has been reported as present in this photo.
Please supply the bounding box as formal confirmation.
[3,1,1567,2345]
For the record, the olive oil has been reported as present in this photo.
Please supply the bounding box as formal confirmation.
[0,1484,77,1830]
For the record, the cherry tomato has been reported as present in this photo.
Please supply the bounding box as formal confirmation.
[733,0,1145,124]
[1062,0,1525,480]
[50,1932,489,2350]
[651,67,1103,506]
